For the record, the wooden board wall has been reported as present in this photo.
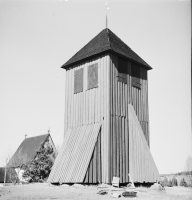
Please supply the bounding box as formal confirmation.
[64,54,110,183]
[128,104,160,182]
[84,128,102,183]
[109,53,151,183]
[109,53,150,146]
[63,52,156,184]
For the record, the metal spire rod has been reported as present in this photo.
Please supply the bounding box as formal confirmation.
[105,2,109,28]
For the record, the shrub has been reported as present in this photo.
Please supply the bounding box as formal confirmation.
[23,144,56,182]
[167,179,173,187]
[161,177,169,187]
[188,178,192,187]
[161,176,177,187]
[180,178,188,187]
[172,176,178,186]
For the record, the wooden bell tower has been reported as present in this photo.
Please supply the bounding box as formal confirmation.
[48,28,160,184]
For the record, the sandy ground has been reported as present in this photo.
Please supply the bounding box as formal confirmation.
[0,183,192,200]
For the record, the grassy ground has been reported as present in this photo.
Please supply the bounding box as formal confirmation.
[0,183,192,200]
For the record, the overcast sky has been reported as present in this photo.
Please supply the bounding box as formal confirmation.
[0,0,191,174]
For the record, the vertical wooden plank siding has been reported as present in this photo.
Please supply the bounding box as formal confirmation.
[65,55,109,126]
[108,53,153,184]
[64,54,110,183]
[62,52,157,184]
[107,54,111,183]
[64,68,69,137]
[128,104,160,182]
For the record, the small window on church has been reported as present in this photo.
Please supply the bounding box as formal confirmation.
[118,57,128,83]
[87,63,98,90]
[132,64,141,89]
[74,68,84,94]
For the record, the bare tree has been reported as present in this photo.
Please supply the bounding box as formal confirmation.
[6,149,29,184]
[0,149,16,184]
[185,155,192,187]
[185,155,192,172]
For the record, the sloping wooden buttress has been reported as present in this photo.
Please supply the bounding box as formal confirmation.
[48,123,101,184]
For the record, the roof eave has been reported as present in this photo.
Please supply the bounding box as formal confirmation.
[61,50,110,70]
[61,50,152,70]
[112,51,152,70]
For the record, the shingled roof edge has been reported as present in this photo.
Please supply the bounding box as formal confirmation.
[61,49,152,70]
[61,28,152,70]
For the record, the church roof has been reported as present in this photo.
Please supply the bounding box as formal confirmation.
[7,134,50,168]
[62,28,152,70]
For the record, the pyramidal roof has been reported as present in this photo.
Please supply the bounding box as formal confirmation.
[62,28,152,70]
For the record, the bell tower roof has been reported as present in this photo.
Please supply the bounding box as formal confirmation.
[62,28,152,70]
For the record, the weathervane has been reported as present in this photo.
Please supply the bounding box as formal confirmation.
[105,2,109,28]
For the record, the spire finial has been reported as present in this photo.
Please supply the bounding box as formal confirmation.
[47,127,50,134]
[105,2,109,28]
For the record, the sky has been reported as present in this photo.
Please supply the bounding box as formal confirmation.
[0,0,191,175]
